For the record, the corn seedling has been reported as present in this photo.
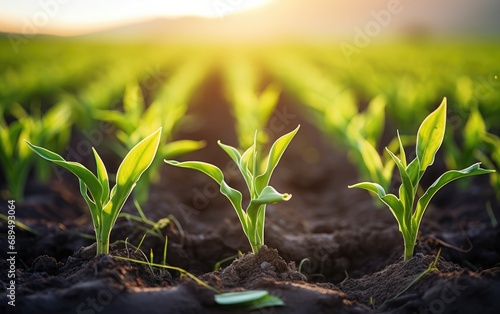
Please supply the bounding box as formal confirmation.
[223,56,281,148]
[444,107,487,176]
[0,103,71,200]
[479,159,500,202]
[76,49,173,127]
[349,98,494,261]
[166,126,299,254]
[444,107,500,198]
[266,52,358,141]
[26,128,161,255]
[345,96,396,192]
[96,60,208,203]
[0,112,32,200]
[476,132,500,201]
[266,54,400,192]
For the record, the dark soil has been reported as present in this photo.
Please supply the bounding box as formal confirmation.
[1,71,499,313]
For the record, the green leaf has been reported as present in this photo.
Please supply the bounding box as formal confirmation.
[483,133,500,163]
[463,108,486,151]
[25,140,103,206]
[416,98,447,172]
[218,140,242,165]
[243,294,285,310]
[383,161,396,187]
[381,193,407,233]
[415,163,495,224]
[165,160,248,230]
[406,158,421,189]
[255,125,300,192]
[387,134,416,155]
[168,127,296,254]
[162,140,206,159]
[349,182,406,231]
[386,148,414,223]
[348,181,385,195]
[17,120,33,159]
[219,140,254,194]
[92,148,109,205]
[215,290,285,310]
[123,83,144,120]
[215,290,269,305]
[94,109,133,134]
[41,103,72,136]
[258,83,281,125]
[105,128,161,222]
[250,186,291,206]
[363,95,386,144]
[166,160,223,183]
[397,131,407,168]
[356,137,387,186]
[79,180,100,230]
[346,115,364,144]
[3,122,21,159]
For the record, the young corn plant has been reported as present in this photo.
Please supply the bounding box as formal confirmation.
[166,126,300,254]
[0,103,72,200]
[95,60,208,203]
[345,96,395,192]
[0,110,32,200]
[223,56,281,148]
[444,107,500,197]
[267,54,397,193]
[26,128,161,255]
[349,98,494,261]
[444,107,486,172]
[477,132,500,201]
[76,51,171,128]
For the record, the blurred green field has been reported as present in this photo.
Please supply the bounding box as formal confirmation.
[1,38,499,201]
[2,39,499,124]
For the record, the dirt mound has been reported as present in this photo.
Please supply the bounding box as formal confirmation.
[217,245,306,289]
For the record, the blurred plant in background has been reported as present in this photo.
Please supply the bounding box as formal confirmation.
[0,102,72,200]
[95,58,209,203]
[223,55,281,149]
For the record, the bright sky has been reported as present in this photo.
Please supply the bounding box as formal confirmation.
[0,0,271,35]
[1,0,498,38]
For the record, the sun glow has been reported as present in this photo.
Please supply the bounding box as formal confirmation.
[0,0,272,36]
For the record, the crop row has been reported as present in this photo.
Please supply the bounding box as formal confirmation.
[26,99,494,262]
[1,40,499,206]
[1,41,499,306]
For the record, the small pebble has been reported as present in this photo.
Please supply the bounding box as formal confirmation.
[260,261,275,271]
